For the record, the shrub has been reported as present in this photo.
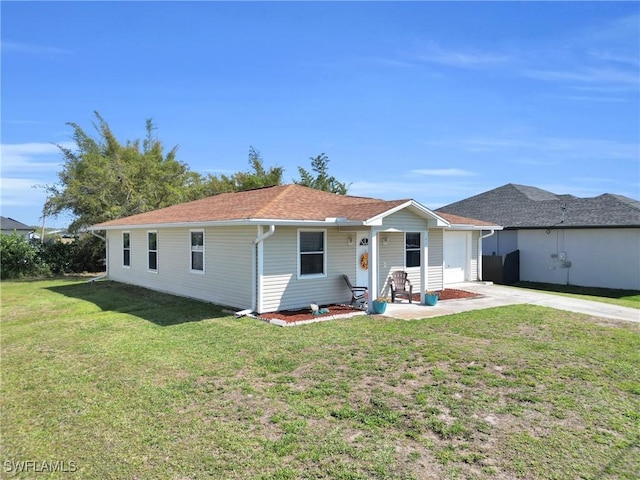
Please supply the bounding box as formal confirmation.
[37,240,76,274]
[71,234,105,273]
[0,232,105,279]
[0,233,50,279]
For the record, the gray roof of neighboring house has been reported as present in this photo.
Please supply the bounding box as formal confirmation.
[437,184,640,229]
[0,216,33,231]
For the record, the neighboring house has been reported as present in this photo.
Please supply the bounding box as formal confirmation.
[90,184,501,314]
[438,183,640,290]
[1,216,36,240]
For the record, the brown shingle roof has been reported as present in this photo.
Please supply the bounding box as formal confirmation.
[93,184,413,228]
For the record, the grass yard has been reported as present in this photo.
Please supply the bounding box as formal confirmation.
[515,282,640,309]
[2,278,639,479]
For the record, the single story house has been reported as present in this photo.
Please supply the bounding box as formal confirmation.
[438,183,640,290]
[91,184,501,314]
[1,216,36,240]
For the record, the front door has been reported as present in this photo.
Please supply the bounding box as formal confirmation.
[356,232,369,287]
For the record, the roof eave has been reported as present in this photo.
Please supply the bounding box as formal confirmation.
[90,218,369,230]
[447,224,503,231]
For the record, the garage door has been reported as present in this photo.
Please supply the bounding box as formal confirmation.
[444,231,469,284]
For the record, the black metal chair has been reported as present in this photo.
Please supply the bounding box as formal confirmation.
[342,274,368,307]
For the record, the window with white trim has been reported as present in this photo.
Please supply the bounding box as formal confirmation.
[298,230,326,277]
[190,230,204,272]
[405,232,421,268]
[123,232,131,267]
[148,231,158,272]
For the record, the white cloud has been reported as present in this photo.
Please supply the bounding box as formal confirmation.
[414,42,511,68]
[1,40,72,56]
[461,136,639,162]
[523,67,639,88]
[1,142,73,173]
[0,177,48,207]
[348,180,486,208]
[0,142,70,212]
[410,168,477,177]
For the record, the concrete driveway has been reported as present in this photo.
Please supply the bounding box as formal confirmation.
[383,282,640,323]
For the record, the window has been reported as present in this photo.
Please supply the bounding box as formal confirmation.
[123,232,131,267]
[148,231,158,271]
[405,232,421,268]
[299,230,325,277]
[190,230,204,272]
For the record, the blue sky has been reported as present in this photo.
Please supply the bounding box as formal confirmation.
[2,1,639,227]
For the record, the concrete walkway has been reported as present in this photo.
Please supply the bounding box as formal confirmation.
[383,282,640,323]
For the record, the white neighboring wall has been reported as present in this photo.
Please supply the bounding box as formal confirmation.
[518,228,640,290]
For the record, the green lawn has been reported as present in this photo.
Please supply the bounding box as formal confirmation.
[2,278,639,479]
[515,281,640,309]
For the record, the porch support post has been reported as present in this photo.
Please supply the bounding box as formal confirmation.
[420,229,429,304]
[367,229,380,313]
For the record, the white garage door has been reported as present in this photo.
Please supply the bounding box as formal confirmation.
[444,231,469,285]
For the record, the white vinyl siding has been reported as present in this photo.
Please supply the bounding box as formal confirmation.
[470,231,479,281]
[382,210,430,290]
[377,232,405,297]
[106,226,255,310]
[427,229,444,291]
[262,227,351,312]
[382,210,428,232]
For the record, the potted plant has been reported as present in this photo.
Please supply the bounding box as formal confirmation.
[372,297,390,314]
[424,291,440,306]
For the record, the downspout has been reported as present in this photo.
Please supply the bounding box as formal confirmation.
[477,229,496,281]
[252,225,276,313]
[89,230,108,283]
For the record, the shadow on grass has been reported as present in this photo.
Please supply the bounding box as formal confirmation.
[515,281,640,301]
[46,280,231,326]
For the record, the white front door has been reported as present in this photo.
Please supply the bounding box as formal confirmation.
[356,232,369,287]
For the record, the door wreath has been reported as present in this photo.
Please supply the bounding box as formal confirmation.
[360,252,369,270]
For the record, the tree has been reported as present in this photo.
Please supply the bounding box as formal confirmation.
[47,112,195,231]
[294,153,349,194]
[231,146,283,191]
[184,146,283,199]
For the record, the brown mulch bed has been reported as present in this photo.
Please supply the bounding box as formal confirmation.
[259,289,482,324]
[259,304,364,324]
[411,288,482,302]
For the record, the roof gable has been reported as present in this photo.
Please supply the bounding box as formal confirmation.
[438,183,640,228]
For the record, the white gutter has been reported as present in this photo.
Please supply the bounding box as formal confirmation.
[251,225,276,313]
[89,230,108,283]
[477,229,497,281]
[90,218,366,231]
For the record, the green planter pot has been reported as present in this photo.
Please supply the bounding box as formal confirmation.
[424,293,439,306]
[372,300,387,314]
